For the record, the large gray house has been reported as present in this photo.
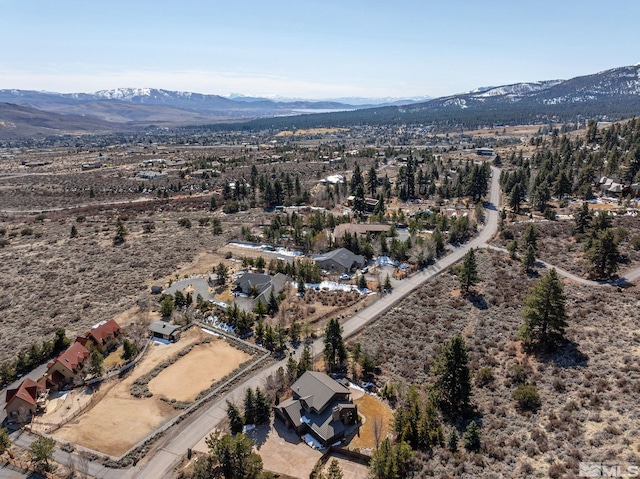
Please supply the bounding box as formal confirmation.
[313,248,365,274]
[274,371,359,447]
[233,272,288,312]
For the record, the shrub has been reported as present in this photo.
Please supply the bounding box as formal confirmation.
[178,218,192,228]
[509,363,527,385]
[476,367,495,387]
[21,228,33,236]
[512,385,541,411]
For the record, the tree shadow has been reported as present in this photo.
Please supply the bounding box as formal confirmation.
[468,294,488,310]
[537,340,588,369]
[245,423,271,448]
[271,416,303,445]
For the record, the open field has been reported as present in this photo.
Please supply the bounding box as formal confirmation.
[148,338,250,402]
[53,328,251,456]
[346,391,394,452]
[352,248,640,477]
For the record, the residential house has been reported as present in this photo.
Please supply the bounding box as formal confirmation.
[78,319,123,354]
[274,371,359,447]
[45,342,90,389]
[149,321,181,342]
[233,272,288,312]
[333,223,391,241]
[313,248,365,274]
[4,378,49,421]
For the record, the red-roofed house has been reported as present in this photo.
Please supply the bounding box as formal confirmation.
[46,342,90,389]
[83,319,123,353]
[5,377,49,421]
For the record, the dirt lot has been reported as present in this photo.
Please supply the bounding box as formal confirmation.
[53,328,251,456]
[148,337,250,402]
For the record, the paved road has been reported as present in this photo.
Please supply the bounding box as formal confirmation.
[6,165,636,479]
[132,166,504,479]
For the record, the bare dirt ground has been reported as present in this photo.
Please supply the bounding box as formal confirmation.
[352,248,640,477]
[53,328,250,456]
[148,337,250,402]
[346,392,393,453]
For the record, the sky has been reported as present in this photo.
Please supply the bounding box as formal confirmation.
[1,1,639,100]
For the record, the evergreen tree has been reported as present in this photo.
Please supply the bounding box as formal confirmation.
[326,459,344,479]
[323,318,347,372]
[368,438,414,479]
[0,427,10,455]
[431,334,472,414]
[458,249,480,295]
[226,401,244,434]
[70,225,78,238]
[113,218,128,245]
[521,244,536,274]
[573,201,592,235]
[447,429,459,452]
[297,344,313,378]
[518,268,568,351]
[463,421,481,452]
[244,388,256,425]
[160,296,174,317]
[194,432,264,479]
[121,338,138,360]
[216,262,229,287]
[88,350,104,377]
[254,388,271,425]
[587,229,619,279]
[522,223,538,253]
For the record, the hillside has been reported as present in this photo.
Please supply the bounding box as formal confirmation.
[236,64,640,131]
[0,102,128,139]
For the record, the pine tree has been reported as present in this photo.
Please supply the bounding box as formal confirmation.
[518,268,568,351]
[226,401,244,434]
[113,218,128,245]
[458,249,480,295]
[243,388,256,425]
[297,344,313,378]
[431,334,471,414]
[522,223,538,253]
[447,429,458,452]
[323,318,347,372]
[463,421,481,452]
[254,388,271,425]
[521,244,536,274]
[573,201,592,235]
[70,225,78,238]
[587,229,619,279]
[326,459,344,479]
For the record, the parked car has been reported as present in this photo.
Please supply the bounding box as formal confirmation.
[340,273,351,281]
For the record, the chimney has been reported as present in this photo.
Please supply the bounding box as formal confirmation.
[332,406,340,422]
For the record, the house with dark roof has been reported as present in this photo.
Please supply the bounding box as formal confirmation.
[313,248,365,274]
[233,272,288,312]
[149,320,181,342]
[45,341,90,389]
[4,378,49,421]
[274,371,359,447]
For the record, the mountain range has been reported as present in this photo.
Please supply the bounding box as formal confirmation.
[1,64,640,139]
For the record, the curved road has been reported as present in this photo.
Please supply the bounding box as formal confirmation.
[8,165,639,479]
[130,166,504,479]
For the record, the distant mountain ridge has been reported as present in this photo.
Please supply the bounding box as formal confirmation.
[241,64,640,131]
[2,64,640,138]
